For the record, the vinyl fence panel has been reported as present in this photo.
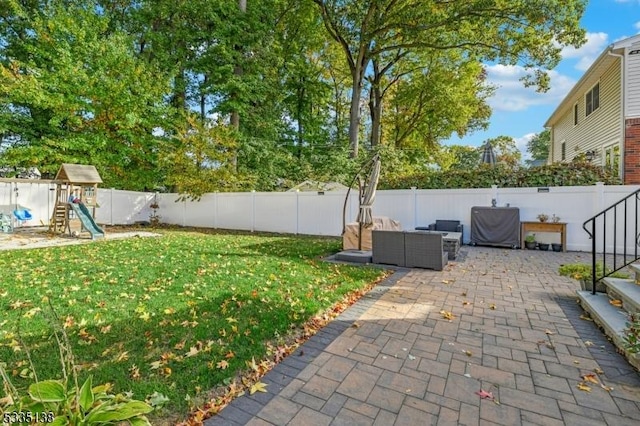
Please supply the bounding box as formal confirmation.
[9,182,639,254]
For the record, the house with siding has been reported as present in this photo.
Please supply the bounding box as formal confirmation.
[544,34,640,184]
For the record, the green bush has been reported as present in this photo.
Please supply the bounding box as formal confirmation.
[558,263,629,282]
[379,162,621,189]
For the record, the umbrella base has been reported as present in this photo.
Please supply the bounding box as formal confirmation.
[334,250,372,264]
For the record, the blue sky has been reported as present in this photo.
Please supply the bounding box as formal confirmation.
[444,0,640,160]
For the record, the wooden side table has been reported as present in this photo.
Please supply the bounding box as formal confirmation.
[520,221,567,252]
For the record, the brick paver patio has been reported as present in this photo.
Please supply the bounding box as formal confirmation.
[206,247,640,425]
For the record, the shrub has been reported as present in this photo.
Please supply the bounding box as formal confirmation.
[379,162,620,189]
[558,263,629,282]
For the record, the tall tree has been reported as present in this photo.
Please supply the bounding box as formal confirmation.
[0,0,171,188]
[526,129,550,166]
[381,52,493,149]
[161,114,243,196]
[484,136,522,167]
[311,0,586,157]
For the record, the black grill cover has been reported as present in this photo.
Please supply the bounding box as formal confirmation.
[470,206,520,248]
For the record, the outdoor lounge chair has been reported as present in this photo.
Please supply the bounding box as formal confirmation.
[426,219,463,234]
[404,231,448,270]
[372,230,405,267]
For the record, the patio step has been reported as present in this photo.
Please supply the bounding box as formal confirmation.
[577,290,629,349]
[604,276,640,315]
[630,263,640,283]
[577,269,640,370]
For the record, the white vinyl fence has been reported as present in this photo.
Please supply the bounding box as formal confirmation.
[2,179,639,253]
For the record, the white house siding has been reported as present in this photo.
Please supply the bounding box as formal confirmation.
[627,45,640,118]
[552,59,622,162]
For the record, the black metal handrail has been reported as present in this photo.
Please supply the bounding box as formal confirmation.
[582,188,640,294]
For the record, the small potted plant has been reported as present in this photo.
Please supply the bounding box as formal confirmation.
[537,213,549,223]
[551,243,563,252]
[524,234,537,250]
[538,241,550,251]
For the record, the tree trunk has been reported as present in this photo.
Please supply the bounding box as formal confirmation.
[173,68,187,111]
[200,75,208,120]
[369,60,383,148]
[348,64,364,158]
[231,0,247,131]
[230,0,247,168]
[296,82,304,159]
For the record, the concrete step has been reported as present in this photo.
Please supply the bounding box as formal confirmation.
[629,263,640,283]
[603,277,640,314]
[577,290,629,349]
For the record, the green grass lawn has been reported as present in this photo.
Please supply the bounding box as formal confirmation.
[0,230,387,420]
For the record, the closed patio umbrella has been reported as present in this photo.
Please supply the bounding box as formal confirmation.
[356,154,381,228]
[341,153,382,251]
[480,142,497,166]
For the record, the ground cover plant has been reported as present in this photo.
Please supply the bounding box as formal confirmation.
[0,230,387,422]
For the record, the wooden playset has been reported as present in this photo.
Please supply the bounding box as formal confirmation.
[49,163,104,238]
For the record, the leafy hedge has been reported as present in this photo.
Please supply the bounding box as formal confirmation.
[379,162,621,189]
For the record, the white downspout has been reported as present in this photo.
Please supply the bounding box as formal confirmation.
[607,47,625,181]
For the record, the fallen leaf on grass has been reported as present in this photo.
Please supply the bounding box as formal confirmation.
[216,360,229,370]
[476,389,494,400]
[149,360,163,370]
[114,351,129,362]
[185,346,200,358]
[129,365,141,380]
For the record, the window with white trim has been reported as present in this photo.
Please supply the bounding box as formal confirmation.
[586,82,600,117]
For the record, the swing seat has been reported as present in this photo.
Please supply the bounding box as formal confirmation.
[13,209,32,221]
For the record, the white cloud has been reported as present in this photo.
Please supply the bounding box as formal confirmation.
[484,64,576,112]
[635,21,640,32]
[514,133,537,161]
[561,32,609,71]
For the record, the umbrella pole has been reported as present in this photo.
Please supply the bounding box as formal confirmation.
[358,178,364,250]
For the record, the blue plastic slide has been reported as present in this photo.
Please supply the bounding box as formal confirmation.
[69,203,105,239]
